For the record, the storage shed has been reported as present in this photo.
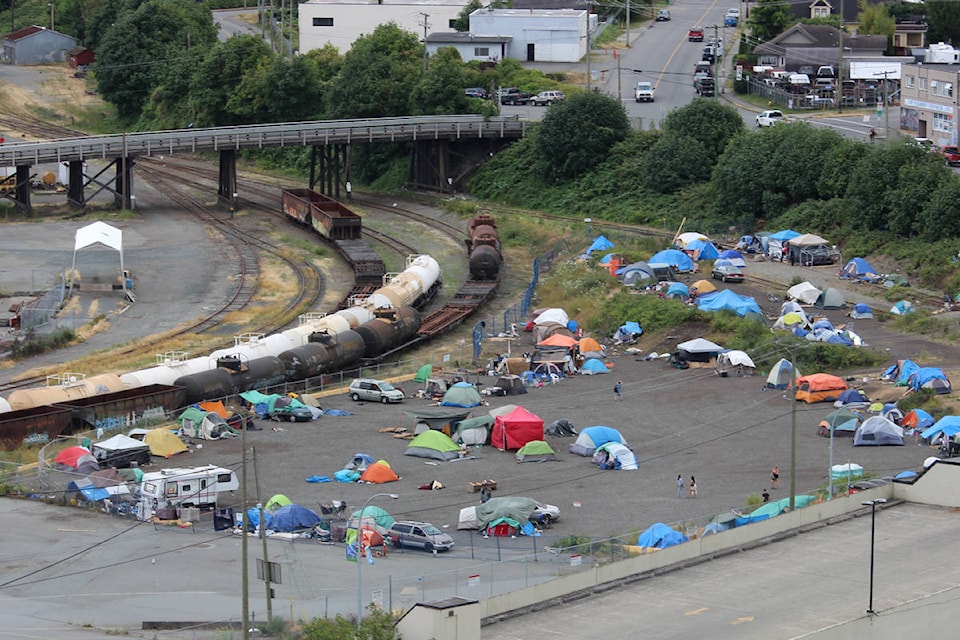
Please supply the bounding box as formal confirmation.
[2,26,78,65]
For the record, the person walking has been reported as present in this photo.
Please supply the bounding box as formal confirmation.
[688,476,698,498]
[614,379,623,401]
[762,488,770,503]
[676,474,684,498]
[771,465,780,490]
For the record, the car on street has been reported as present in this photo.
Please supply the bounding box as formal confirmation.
[688,25,704,42]
[724,8,739,26]
[634,81,655,102]
[940,145,960,166]
[712,264,745,283]
[388,521,455,552]
[530,90,565,106]
[348,378,405,403]
[657,9,671,21]
[756,110,788,127]
[496,87,532,105]
[694,76,715,96]
[464,87,489,100]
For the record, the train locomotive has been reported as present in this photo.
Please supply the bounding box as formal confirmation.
[466,213,502,281]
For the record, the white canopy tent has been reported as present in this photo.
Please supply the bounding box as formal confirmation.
[70,222,131,300]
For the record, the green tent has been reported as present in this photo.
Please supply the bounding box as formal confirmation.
[414,364,433,383]
[348,505,395,532]
[265,494,292,513]
[178,406,207,426]
[404,430,462,461]
[515,440,556,463]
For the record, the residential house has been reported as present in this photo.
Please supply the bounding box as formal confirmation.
[752,24,886,72]
[900,44,959,145]
[789,0,927,55]
[2,25,78,65]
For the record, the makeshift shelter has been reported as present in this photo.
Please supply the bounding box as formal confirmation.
[840,257,879,280]
[613,321,642,344]
[766,359,800,389]
[404,430,462,461]
[717,249,747,267]
[883,274,910,288]
[533,308,569,328]
[649,249,695,272]
[689,279,717,295]
[901,409,935,430]
[787,281,822,305]
[413,363,433,383]
[814,287,846,310]
[270,504,322,532]
[403,406,472,435]
[795,373,848,403]
[537,333,577,349]
[676,338,724,363]
[360,461,400,484]
[850,303,874,319]
[593,442,639,470]
[881,359,920,385]
[675,231,708,247]
[781,300,804,316]
[773,311,810,331]
[665,282,690,300]
[907,368,952,394]
[890,300,914,315]
[490,375,526,396]
[818,408,862,437]
[854,416,904,446]
[491,406,544,451]
[265,494,292,512]
[570,426,626,456]
[475,496,538,533]
[621,262,656,286]
[178,408,231,440]
[143,428,188,458]
[515,440,557,463]
[545,419,578,437]
[698,290,763,318]
[685,238,720,260]
[635,523,688,550]
[347,505,396,533]
[920,416,960,442]
[455,415,493,445]
[440,382,483,408]
[715,350,756,376]
[580,358,610,375]
[769,229,801,242]
[91,434,151,468]
[66,478,111,503]
[71,221,130,299]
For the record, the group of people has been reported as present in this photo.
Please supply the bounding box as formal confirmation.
[762,465,780,502]
[676,474,698,498]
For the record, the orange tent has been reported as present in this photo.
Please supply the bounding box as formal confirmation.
[578,336,603,354]
[795,373,848,403]
[690,279,717,294]
[538,334,577,348]
[359,461,400,484]
[199,400,229,418]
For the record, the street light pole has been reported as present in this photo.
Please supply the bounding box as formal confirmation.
[862,498,887,614]
[789,350,797,511]
[357,493,398,632]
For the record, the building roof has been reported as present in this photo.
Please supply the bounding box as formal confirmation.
[753,24,886,56]
[513,0,589,8]
[425,32,512,44]
[3,25,45,42]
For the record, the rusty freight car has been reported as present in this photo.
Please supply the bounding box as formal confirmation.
[282,188,361,240]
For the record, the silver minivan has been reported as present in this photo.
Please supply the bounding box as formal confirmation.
[348,378,405,403]
[388,521,455,552]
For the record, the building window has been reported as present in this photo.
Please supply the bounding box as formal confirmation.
[905,75,915,89]
[919,77,926,91]
[932,112,953,133]
[313,17,334,27]
[474,47,490,57]
[448,19,456,29]
[812,7,829,18]
[931,81,953,98]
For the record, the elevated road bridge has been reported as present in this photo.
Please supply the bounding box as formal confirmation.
[0,115,529,212]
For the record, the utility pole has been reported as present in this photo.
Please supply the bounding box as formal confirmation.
[420,13,430,73]
[713,24,720,96]
[837,0,844,114]
[625,0,630,48]
[253,447,273,622]
[586,2,592,91]
[241,418,250,640]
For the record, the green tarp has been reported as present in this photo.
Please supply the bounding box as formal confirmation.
[476,496,538,530]
[414,364,433,383]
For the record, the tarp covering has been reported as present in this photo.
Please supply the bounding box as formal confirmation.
[570,426,626,456]
[685,238,720,260]
[636,523,688,549]
[270,504,321,531]
[475,496,538,530]
[881,359,919,385]
[769,229,801,241]
[697,290,763,317]
[404,430,461,461]
[787,281,822,305]
[854,416,904,446]
[586,235,614,254]
[649,249,695,272]
[534,308,569,327]
[491,406,544,451]
[715,350,756,376]
[717,249,747,267]
[677,338,723,353]
[890,300,914,315]
[413,363,433,383]
[594,441,638,470]
[850,303,874,319]
[920,416,960,441]
[907,368,951,394]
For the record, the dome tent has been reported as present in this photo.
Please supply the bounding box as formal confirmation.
[850,303,874,319]
[814,287,846,310]
[440,382,483,408]
[766,358,800,389]
[404,430,462,461]
[570,426,626,456]
[854,416,904,446]
[515,440,557,463]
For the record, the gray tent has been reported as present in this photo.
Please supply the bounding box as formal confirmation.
[814,287,846,310]
[853,416,904,446]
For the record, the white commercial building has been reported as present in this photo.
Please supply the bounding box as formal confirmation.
[298,0,469,54]
[468,8,588,63]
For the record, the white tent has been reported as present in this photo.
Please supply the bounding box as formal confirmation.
[677,338,723,353]
[71,221,130,299]
[787,281,822,305]
[789,233,829,247]
[534,308,569,327]
[675,232,708,248]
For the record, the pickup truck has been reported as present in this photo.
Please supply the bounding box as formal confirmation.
[694,76,715,97]
[634,81,655,103]
[497,87,532,105]
[688,26,704,42]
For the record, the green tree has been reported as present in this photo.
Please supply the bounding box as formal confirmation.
[409,47,470,115]
[748,0,793,42]
[228,54,325,123]
[453,0,483,32]
[187,35,274,127]
[300,607,397,640]
[918,179,960,241]
[883,158,952,236]
[326,22,423,119]
[816,138,864,199]
[858,2,895,53]
[641,134,710,193]
[95,0,217,120]
[925,1,960,47]
[141,46,206,129]
[304,44,346,85]
[843,143,932,230]
[535,92,629,183]
[661,98,744,163]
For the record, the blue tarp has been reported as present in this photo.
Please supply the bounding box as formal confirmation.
[769,229,801,241]
[904,409,934,429]
[270,504,322,531]
[586,235,614,255]
[636,523,688,549]
[883,359,920,385]
[685,239,720,260]
[908,368,951,392]
[66,480,110,502]
[718,249,746,267]
[697,289,763,317]
[850,303,874,319]
[648,249,695,272]
[920,416,960,441]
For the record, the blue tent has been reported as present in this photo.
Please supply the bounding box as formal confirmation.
[598,253,615,265]
[649,249,695,272]
[835,389,869,406]
[891,300,915,315]
[841,257,878,280]
[907,368,952,394]
[636,523,688,549]
[66,480,110,503]
[270,504,322,531]
[685,238,720,260]
[850,303,874,319]
[697,289,763,317]
[920,416,960,441]
[580,358,610,374]
[665,282,690,299]
[882,359,920,386]
[769,229,801,241]
[569,426,626,456]
[717,249,747,267]
[586,235,614,254]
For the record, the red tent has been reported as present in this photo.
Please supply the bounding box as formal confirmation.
[491,406,544,451]
[54,446,93,467]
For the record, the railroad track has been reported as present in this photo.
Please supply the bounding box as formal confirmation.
[0,114,87,141]
[0,375,48,394]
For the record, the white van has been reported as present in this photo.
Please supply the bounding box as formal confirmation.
[789,73,811,85]
[139,465,238,519]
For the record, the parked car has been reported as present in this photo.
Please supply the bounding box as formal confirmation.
[496,87,532,105]
[694,76,715,96]
[657,9,671,21]
[756,110,787,127]
[940,145,960,166]
[634,81,655,102]
[532,502,560,527]
[348,378,405,403]
[530,90,565,106]
[464,87,489,100]
[724,8,739,26]
[688,26,704,42]
[271,404,315,422]
[712,264,745,283]
[388,521,455,552]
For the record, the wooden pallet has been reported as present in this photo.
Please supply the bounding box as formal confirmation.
[468,479,497,493]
